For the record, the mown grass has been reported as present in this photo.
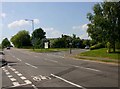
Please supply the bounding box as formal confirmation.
[79,48,119,60]
[30,48,69,53]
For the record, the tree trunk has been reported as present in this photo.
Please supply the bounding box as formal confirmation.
[113,41,116,53]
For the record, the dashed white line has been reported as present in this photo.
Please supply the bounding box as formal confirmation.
[32,84,38,89]
[17,58,22,61]
[6,72,10,75]
[12,82,20,86]
[34,56,38,57]
[14,71,19,74]
[71,65,101,72]
[24,80,32,84]
[20,76,27,80]
[8,75,13,78]
[44,59,58,63]
[51,74,86,89]
[10,78,17,82]
[25,63,38,69]
[17,73,22,76]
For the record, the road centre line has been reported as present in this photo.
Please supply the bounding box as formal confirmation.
[71,65,101,72]
[51,74,86,89]
[25,63,38,69]
[44,58,58,63]
[17,58,22,61]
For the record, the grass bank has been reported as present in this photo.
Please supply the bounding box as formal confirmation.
[30,48,69,53]
[75,48,119,63]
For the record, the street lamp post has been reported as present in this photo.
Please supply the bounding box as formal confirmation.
[25,19,34,50]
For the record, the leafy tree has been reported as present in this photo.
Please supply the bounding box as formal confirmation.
[2,38,11,48]
[11,30,31,48]
[31,28,46,48]
[87,2,120,52]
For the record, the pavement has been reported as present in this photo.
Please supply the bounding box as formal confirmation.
[0,48,119,89]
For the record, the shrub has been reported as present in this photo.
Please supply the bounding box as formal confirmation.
[90,43,104,50]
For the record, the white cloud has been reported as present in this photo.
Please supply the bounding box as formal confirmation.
[34,19,40,24]
[8,19,40,29]
[72,24,90,39]
[43,27,62,38]
[0,13,6,18]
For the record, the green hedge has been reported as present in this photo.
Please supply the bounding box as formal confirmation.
[90,43,104,50]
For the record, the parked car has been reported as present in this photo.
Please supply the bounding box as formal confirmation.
[7,46,10,50]
[0,51,7,67]
[85,45,90,49]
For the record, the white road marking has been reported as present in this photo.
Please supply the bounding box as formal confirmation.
[14,71,19,74]
[17,58,22,61]
[10,78,17,81]
[20,76,26,80]
[44,59,58,63]
[25,63,38,69]
[17,73,22,76]
[6,72,10,75]
[71,65,101,72]
[51,74,86,89]
[12,82,20,86]
[4,69,8,72]
[39,75,47,80]
[32,84,38,89]
[34,56,38,57]
[12,56,15,58]
[8,75,13,78]
[24,80,32,84]
[85,67,101,72]
[10,68,16,71]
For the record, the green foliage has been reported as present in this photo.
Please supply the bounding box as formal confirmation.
[80,48,119,60]
[32,28,46,48]
[2,38,11,48]
[90,43,104,50]
[11,30,31,48]
[51,38,66,48]
[87,2,120,52]
[51,34,82,48]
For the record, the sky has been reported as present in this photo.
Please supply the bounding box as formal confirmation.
[0,2,100,43]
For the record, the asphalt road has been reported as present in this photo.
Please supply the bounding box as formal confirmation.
[1,48,119,89]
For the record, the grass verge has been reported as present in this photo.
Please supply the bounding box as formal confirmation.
[30,48,69,53]
[74,48,119,64]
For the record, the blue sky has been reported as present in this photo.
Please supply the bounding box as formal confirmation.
[0,2,98,43]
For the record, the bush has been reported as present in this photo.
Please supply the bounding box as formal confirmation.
[90,43,104,50]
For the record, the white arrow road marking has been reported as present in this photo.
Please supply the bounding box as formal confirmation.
[51,74,86,89]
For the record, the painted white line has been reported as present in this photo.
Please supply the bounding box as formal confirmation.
[39,75,47,80]
[6,72,10,75]
[12,82,20,86]
[10,78,17,81]
[17,73,22,76]
[84,67,101,72]
[17,58,22,61]
[44,59,58,63]
[13,55,15,58]
[71,65,101,72]
[14,71,19,74]
[24,80,32,84]
[10,68,16,71]
[25,63,38,69]
[4,70,8,72]
[51,74,86,89]
[32,84,38,89]
[10,83,31,88]
[8,75,13,78]
[20,76,27,80]
[34,56,38,57]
